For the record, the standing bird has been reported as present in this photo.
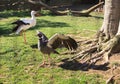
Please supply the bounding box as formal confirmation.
[36,31,78,66]
[12,11,38,44]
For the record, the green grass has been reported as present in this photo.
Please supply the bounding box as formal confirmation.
[0,10,105,84]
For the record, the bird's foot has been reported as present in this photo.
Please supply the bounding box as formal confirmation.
[47,63,51,67]
[39,61,55,68]
[47,62,56,67]
[39,62,46,67]
[24,41,27,44]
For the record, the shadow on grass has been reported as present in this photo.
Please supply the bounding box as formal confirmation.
[0,19,70,36]
[91,16,104,19]
[0,11,31,36]
[30,44,37,49]
[0,24,12,36]
[0,49,14,55]
[30,19,70,30]
[30,44,110,71]
[0,10,30,18]
[58,60,110,71]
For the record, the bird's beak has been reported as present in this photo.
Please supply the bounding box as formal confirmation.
[36,30,39,34]
[36,30,42,39]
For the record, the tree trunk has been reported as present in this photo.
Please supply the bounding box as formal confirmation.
[64,0,120,68]
[94,0,120,62]
[100,0,120,40]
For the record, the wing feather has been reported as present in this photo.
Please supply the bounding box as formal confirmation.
[67,37,78,50]
[48,33,78,50]
[12,20,30,25]
[48,33,62,49]
[12,20,30,32]
[62,40,70,50]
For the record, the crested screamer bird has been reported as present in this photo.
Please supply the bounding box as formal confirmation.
[36,31,78,66]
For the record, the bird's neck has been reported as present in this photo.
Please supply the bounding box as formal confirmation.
[39,38,48,46]
[31,14,35,20]
[40,38,48,43]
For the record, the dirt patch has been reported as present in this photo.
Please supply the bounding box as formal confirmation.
[57,54,120,83]
[58,33,120,83]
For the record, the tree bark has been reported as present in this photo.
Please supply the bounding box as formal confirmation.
[100,0,120,40]
[95,0,120,62]
[63,0,120,69]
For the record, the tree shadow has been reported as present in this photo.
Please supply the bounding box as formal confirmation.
[0,19,70,36]
[0,11,30,18]
[30,44,37,49]
[0,11,31,36]
[30,44,110,71]
[91,16,104,19]
[58,59,110,71]
[30,19,70,30]
[0,24,12,36]
[0,49,14,55]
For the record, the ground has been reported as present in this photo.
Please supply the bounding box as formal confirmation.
[0,9,120,83]
[58,33,120,83]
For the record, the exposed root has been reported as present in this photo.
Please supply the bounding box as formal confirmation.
[70,45,97,60]
[60,34,120,72]
[81,39,97,45]
[106,75,115,84]
[77,38,97,44]
[106,65,117,84]
[61,51,77,55]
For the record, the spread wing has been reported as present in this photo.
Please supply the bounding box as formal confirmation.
[48,33,78,50]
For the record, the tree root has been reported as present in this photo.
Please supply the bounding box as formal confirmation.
[70,45,97,60]
[60,34,120,71]
[80,39,97,45]
[106,65,117,84]
[106,75,115,84]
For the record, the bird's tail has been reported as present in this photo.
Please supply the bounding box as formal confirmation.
[12,26,19,32]
[12,21,17,24]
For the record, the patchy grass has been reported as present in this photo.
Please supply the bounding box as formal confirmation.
[0,11,105,84]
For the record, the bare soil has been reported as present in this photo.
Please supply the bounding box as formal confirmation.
[58,34,120,83]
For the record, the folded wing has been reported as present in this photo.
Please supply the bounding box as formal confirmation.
[12,20,30,32]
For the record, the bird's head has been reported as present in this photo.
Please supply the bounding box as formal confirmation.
[36,30,43,39]
[36,30,48,42]
[31,10,40,16]
[31,11,37,15]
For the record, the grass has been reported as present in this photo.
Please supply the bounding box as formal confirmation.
[0,10,105,84]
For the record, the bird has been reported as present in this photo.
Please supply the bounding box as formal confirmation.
[12,10,38,44]
[36,31,78,66]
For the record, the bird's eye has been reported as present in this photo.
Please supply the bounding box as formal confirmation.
[38,34,42,37]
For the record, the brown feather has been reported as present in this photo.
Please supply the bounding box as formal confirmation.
[48,33,78,50]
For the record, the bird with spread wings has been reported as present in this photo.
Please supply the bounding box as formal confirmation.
[36,31,78,66]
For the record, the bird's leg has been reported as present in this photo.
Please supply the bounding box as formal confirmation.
[23,31,27,44]
[39,55,46,67]
[20,30,26,44]
[20,30,23,36]
[48,55,52,67]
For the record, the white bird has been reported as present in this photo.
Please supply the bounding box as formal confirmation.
[12,10,38,44]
